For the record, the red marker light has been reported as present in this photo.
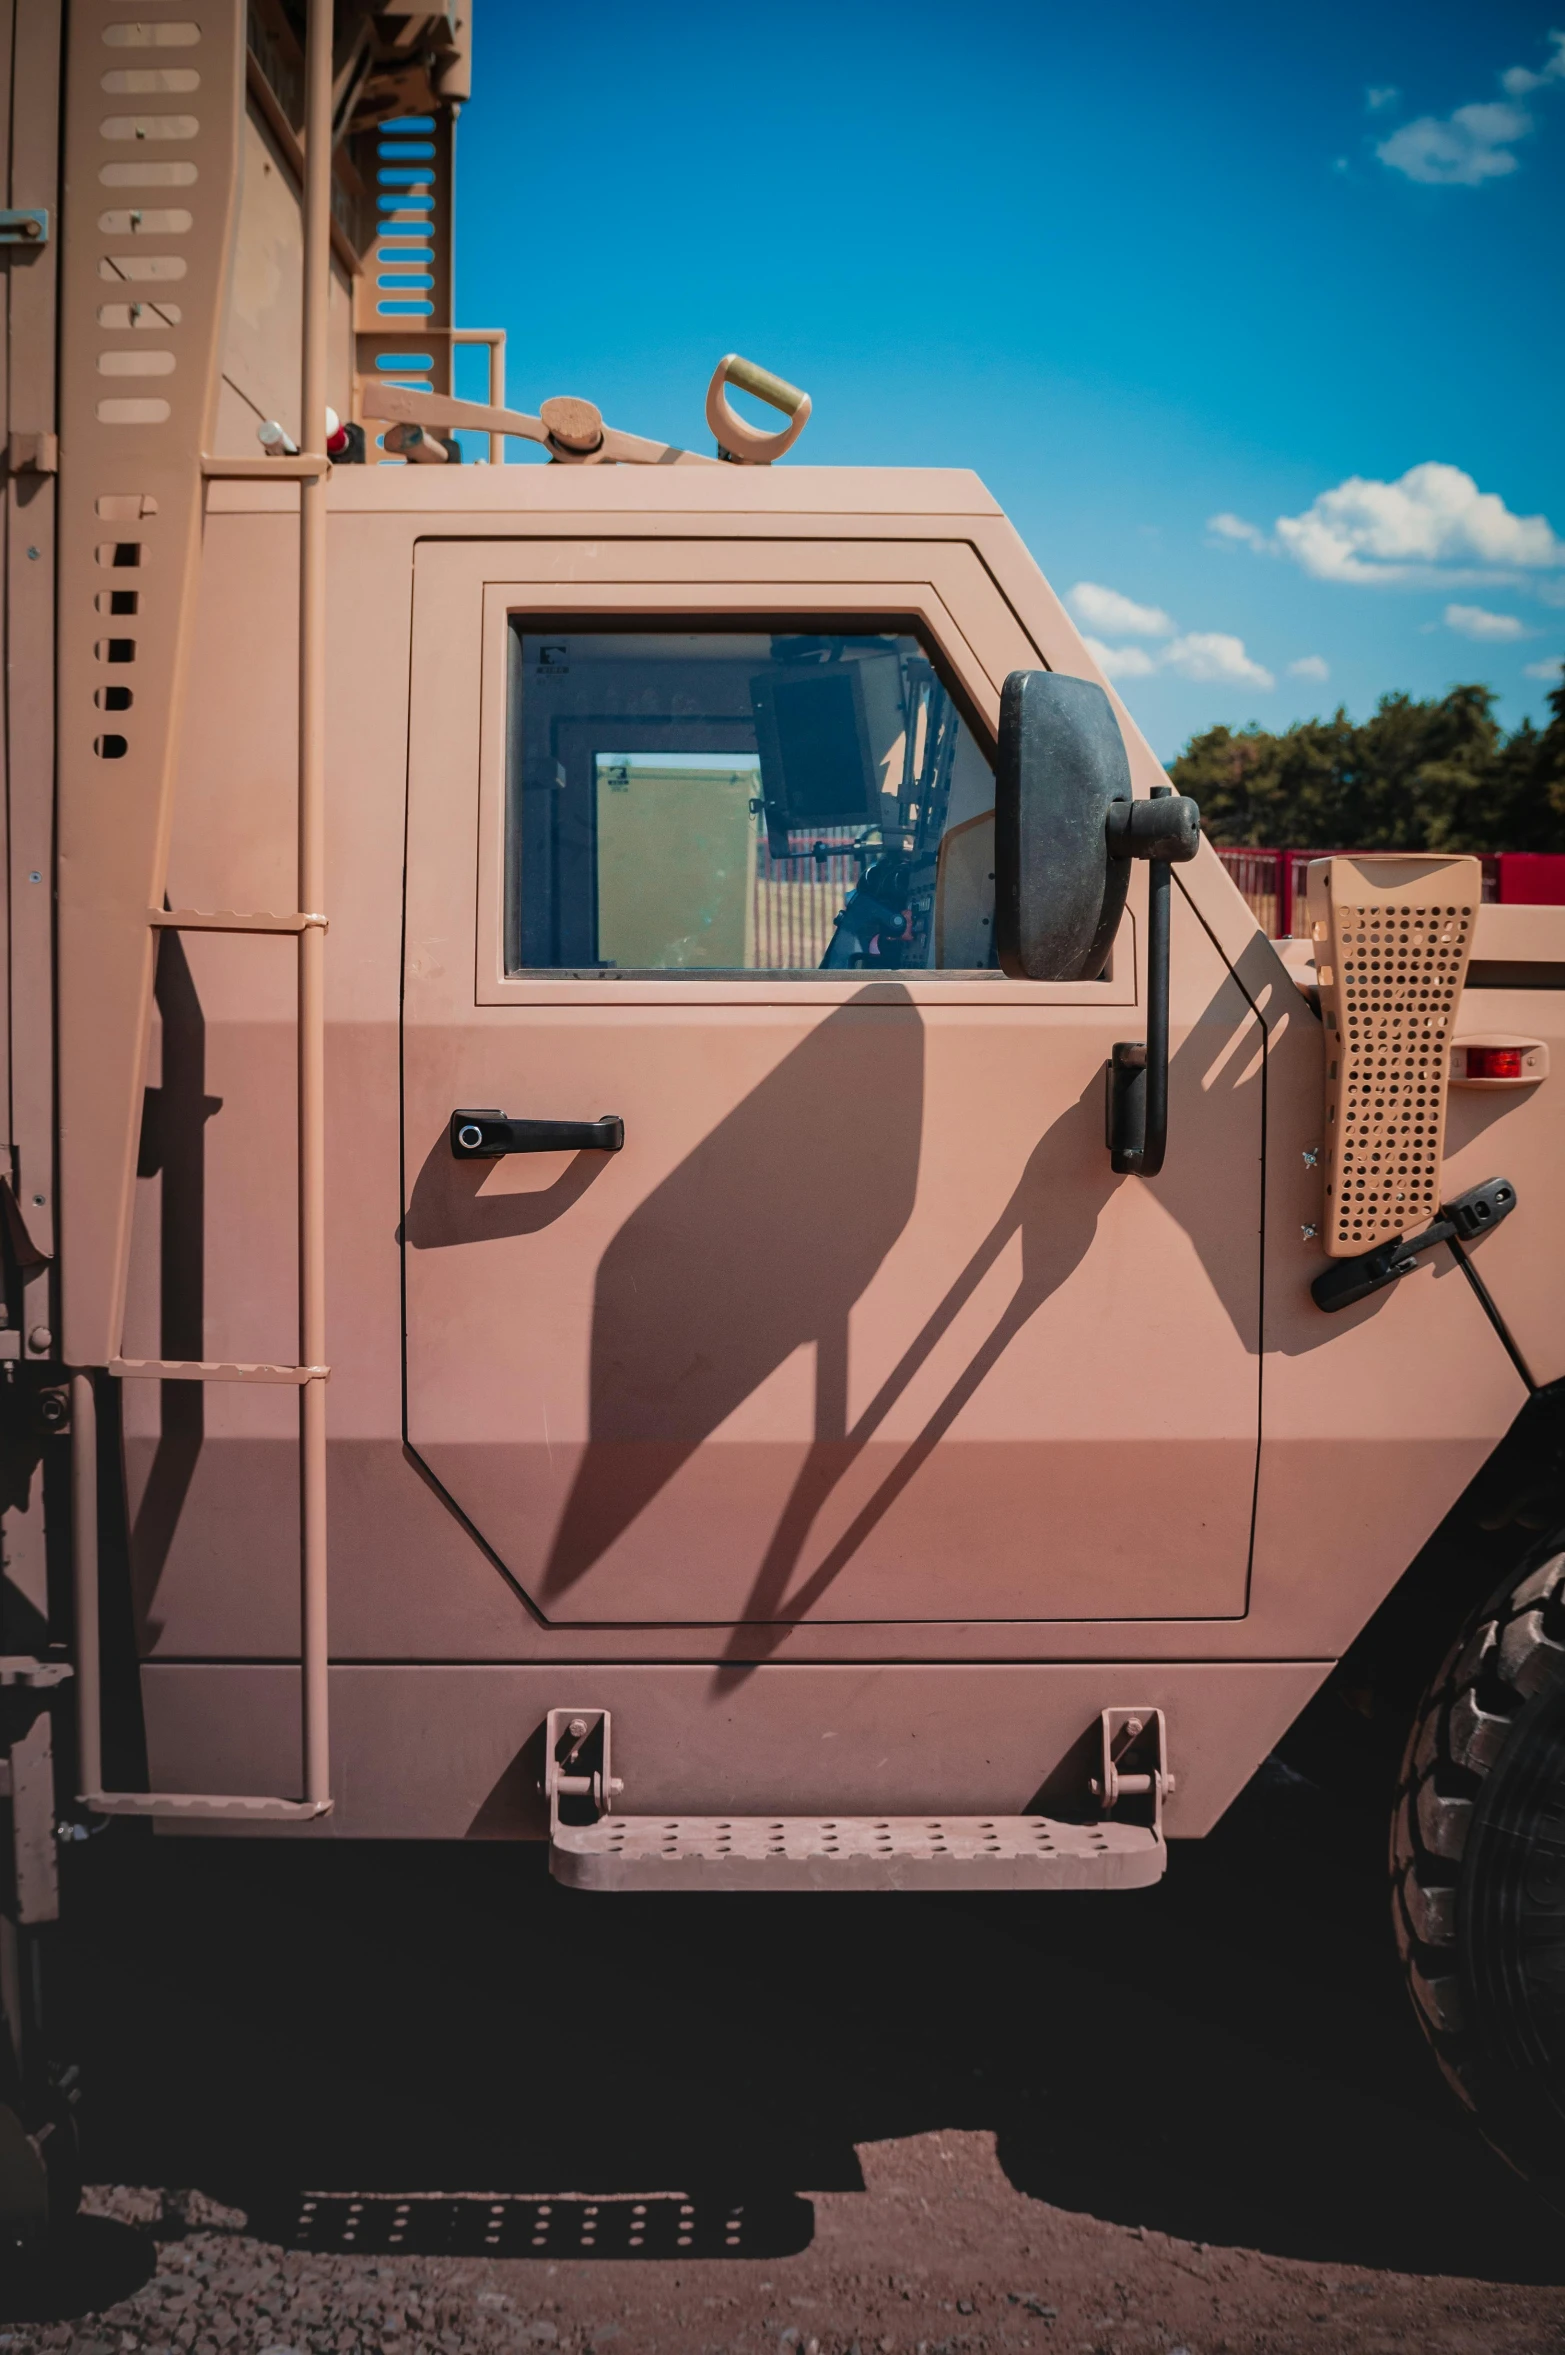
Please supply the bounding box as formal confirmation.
[1465,1046,1525,1080]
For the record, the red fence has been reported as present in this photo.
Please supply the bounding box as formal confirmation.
[1214,848,1565,938]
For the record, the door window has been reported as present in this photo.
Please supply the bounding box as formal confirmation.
[506,628,998,974]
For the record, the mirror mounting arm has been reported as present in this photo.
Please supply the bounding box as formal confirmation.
[1108,787,1199,1178]
[992,670,1197,1174]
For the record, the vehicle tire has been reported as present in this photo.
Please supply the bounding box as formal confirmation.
[1393,1534,1565,2201]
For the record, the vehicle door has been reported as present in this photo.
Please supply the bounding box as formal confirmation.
[401,536,1265,1627]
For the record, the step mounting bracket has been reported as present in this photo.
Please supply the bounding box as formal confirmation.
[1091,1706,1174,1836]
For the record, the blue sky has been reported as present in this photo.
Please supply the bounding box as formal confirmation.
[447,1,1565,762]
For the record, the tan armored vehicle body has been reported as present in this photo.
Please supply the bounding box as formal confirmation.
[2,0,1564,2230]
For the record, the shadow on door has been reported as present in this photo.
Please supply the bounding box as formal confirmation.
[540,983,927,1607]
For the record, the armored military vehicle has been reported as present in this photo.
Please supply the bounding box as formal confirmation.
[0,0,1561,2230]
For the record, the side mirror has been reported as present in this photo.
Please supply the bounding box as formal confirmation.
[996,671,1134,984]
[995,671,1200,1175]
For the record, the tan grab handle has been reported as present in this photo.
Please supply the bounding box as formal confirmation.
[705,352,812,464]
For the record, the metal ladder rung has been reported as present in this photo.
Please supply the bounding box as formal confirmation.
[109,1356,329,1385]
[80,1789,330,1822]
[149,907,328,933]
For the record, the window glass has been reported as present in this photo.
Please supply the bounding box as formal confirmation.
[506,628,998,973]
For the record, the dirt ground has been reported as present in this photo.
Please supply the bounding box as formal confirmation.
[1,1753,1562,2353]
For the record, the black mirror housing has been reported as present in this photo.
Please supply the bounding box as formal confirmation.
[995,671,1133,981]
[995,669,1202,1181]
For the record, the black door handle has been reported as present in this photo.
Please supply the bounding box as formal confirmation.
[450,1109,624,1159]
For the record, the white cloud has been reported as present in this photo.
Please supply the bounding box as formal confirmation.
[1378,101,1532,185]
[1075,582,1273,694]
[1376,34,1565,185]
[1288,655,1330,681]
[1081,634,1158,681]
[1501,29,1565,95]
[1270,463,1565,586]
[1524,657,1564,681]
[1444,603,1529,641]
[1161,633,1274,691]
[1366,85,1400,111]
[1067,582,1174,638]
[1207,511,1273,553]
[1082,629,1273,693]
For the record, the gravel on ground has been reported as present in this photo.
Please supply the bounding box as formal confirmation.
[2,1744,1563,2353]
[3,2130,1563,2355]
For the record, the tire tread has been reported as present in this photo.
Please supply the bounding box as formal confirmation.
[1393,1536,1565,2138]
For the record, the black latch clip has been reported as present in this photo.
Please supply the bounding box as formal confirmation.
[1311,1176,1517,1314]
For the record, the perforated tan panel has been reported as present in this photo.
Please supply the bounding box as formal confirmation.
[1309,855,1480,1259]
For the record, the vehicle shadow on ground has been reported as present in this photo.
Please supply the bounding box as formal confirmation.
[25,1742,1565,2315]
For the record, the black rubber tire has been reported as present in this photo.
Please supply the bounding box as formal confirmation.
[1394,1533,1565,2200]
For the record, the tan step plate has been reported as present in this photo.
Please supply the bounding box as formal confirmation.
[550,1811,1164,1892]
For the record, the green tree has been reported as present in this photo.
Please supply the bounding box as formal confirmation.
[1539,670,1565,822]
[1170,674,1565,851]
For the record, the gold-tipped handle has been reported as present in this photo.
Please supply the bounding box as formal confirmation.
[705,351,813,464]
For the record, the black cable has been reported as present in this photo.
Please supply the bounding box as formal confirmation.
[1446,1235,1537,1394]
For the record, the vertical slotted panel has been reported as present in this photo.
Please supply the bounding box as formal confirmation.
[353,104,452,458]
[56,0,245,1364]
[5,0,62,1283]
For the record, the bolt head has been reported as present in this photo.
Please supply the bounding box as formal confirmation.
[26,1325,51,1354]
[567,1717,588,1739]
